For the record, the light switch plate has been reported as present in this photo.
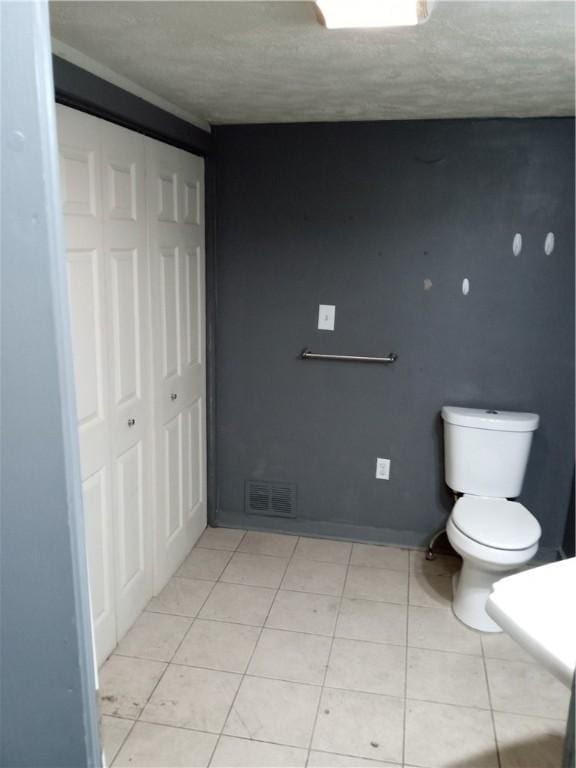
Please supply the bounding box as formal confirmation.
[318,304,335,331]
[376,458,391,480]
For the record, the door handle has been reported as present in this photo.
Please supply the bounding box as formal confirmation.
[127,418,136,427]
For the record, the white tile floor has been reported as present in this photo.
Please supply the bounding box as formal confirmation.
[100,529,570,768]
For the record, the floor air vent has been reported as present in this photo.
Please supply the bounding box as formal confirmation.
[245,480,297,518]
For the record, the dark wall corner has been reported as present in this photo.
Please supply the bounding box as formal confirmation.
[205,151,218,525]
[562,471,575,558]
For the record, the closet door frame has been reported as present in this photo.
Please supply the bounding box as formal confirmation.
[54,62,214,528]
[59,104,209,663]
[55,73,215,522]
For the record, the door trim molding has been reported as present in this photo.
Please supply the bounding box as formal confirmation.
[2,5,100,764]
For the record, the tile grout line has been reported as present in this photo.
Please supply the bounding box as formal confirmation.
[113,714,402,763]
[304,541,354,767]
[481,636,503,768]
[195,543,419,577]
[106,649,532,718]
[144,600,495,659]
[109,534,241,761]
[134,569,220,720]
[136,608,400,643]
[401,552,411,768]
[203,530,256,768]
[199,584,411,609]
[132,531,248,765]
[206,533,301,767]
[104,715,137,766]
[104,553,223,766]
[105,691,568,758]
[143,602,508,661]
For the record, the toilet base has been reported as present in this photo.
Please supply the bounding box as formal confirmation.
[446,515,538,634]
[452,564,511,633]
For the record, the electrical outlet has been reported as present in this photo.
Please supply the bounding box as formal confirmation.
[318,304,335,331]
[375,458,390,480]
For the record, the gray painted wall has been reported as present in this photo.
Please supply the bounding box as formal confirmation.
[213,118,574,552]
[562,473,575,557]
[1,2,100,764]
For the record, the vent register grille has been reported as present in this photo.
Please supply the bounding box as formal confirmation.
[245,480,297,518]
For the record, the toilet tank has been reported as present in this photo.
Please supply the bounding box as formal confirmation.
[442,406,539,498]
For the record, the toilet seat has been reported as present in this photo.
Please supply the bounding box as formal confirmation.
[452,496,541,551]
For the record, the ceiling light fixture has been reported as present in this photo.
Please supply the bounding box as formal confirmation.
[316,0,432,29]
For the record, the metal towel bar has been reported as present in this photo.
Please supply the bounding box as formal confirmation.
[300,348,398,364]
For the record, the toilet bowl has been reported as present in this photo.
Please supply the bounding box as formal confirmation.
[446,496,541,632]
[441,406,541,633]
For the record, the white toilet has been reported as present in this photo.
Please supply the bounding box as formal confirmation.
[442,405,542,633]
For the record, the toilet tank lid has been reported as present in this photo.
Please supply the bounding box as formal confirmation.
[452,497,542,550]
[442,406,539,432]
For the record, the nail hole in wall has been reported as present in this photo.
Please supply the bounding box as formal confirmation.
[462,278,470,296]
[544,232,555,255]
[512,233,522,256]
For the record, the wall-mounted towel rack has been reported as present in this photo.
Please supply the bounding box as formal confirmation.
[300,348,398,364]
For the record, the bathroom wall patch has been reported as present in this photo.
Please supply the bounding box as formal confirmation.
[544,232,555,255]
[512,233,522,256]
[462,278,470,296]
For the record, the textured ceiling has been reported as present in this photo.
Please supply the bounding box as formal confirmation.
[50,1,575,125]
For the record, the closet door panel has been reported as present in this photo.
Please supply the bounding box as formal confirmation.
[182,246,203,369]
[57,104,117,666]
[82,469,116,658]
[148,140,206,590]
[110,248,140,405]
[179,156,206,538]
[160,246,181,383]
[115,442,145,593]
[107,160,137,222]
[59,144,97,220]
[102,120,153,639]
[183,399,202,520]
[163,413,183,541]
[67,251,101,422]
[66,249,107,477]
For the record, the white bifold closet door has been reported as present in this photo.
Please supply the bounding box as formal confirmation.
[147,139,207,590]
[57,105,206,666]
[102,119,152,644]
